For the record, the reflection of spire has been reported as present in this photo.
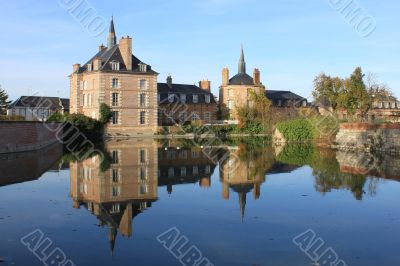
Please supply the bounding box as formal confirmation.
[238,192,246,222]
[108,225,117,256]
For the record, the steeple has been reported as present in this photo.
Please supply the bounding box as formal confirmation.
[238,45,246,74]
[107,16,117,49]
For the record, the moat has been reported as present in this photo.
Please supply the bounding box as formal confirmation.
[0,139,399,266]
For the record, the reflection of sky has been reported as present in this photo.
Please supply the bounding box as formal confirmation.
[0,163,400,265]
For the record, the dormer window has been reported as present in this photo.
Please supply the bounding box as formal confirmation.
[205,95,211,104]
[110,61,120,71]
[168,94,175,103]
[193,95,198,104]
[181,94,186,103]
[139,63,147,72]
[87,64,92,72]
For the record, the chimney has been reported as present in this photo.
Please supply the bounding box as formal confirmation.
[99,44,106,52]
[253,68,261,85]
[167,75,173,89]
[73,64,81,73]
[93,57,102,71]
[222,68,229,86]
[119,36,132,71]
[199,80,211,92]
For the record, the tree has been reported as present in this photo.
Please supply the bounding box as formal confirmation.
[236,89,272,133]
[99,103,112,124]
[0,85,11,115]
[312,73,343,111]
[336,67,371,120]
[365,72,393,100]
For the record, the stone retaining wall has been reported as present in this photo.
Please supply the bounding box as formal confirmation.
[0,121,61,153]
[334,123,400,154]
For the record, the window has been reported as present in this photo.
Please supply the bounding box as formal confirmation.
[168,167,175,178]
[112,78,119,88]
[112,186,121,197]
[157,93,160,102]
[110,61,120,71]
[205,95,211,104]
[204,112,211,123]
[80,80,87,90]
[228,100,233,109]
[140,184,148,195]
[112,111,119,125]
[140,111,146,125]
[112,93,119,106]
[278,100,282,107]
[193,166,199,175]
[192,151,199,158]
[193,95,198,103]
[112,169,120,183]
[87,64,92,72]
[205,165,211,174]
[111,150,119,164]
[140,79,147,90]
[192,112,200,121]
[140,167,147,181]
[140,149,146,164]
[180,167,187,177]
[110,204,120,214]
[180,94,186,103]
[179,112,187,122]
[168,94,174,103]
[82,94,86,107]
[139,63,147,72]
[140,93,146,107]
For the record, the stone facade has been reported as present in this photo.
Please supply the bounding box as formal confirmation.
[70,18,158,137]
[334,123,400,153]
[219,48,266,121]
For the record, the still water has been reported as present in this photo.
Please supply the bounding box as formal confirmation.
[0,139,399,266]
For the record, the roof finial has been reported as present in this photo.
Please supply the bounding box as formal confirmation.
[107,16,117,49]
[238,44,246,74]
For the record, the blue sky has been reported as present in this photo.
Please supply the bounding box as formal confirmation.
[1,0,399,101]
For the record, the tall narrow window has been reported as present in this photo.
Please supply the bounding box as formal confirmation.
[140,79,147,90]
[180,94,186,103]
[140,149,146,164]
[112,111,119,125]
[110,62,120,71]
[140,111,146,125]
[111,151,119,164]
[112,169,120,183]
[112,93,119,106]
[140,93,146,107]
[205,95,211,103]
[193,95,198,103]
[140,167,147,181]
[112,78,119,88]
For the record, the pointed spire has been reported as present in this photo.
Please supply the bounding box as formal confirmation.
[238,45,246,74]
[107,16,117,49]
[238,192,246,222]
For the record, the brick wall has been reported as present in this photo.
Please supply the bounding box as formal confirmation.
[0,121,62,153]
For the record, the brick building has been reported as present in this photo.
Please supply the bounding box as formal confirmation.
[69,17,158,137]
[158,76,218,125]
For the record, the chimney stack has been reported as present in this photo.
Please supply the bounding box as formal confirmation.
[119,36,132,71]
[199,80,211,92]
[99,44,106,52]
[167,75,173,89]
[73,64,81,73]
[253,68,261,85]
[222,68,229,86]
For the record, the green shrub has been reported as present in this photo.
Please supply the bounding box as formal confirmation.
[276,144,315,166]
[0,115,25,121]
[47,112,66,122]
[99,103,112,124]
[276,119,315,141]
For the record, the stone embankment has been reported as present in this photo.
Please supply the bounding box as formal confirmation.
[334,123,400,154]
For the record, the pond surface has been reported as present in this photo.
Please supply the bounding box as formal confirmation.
[0,139,399,266]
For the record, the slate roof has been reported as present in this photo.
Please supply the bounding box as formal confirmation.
[158,83,217,104]
[8,96,69,110]
[229,73,255,86]
[76,45,157,75]
[265,90,306,102]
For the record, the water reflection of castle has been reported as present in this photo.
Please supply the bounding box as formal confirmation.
[69,139,158,254]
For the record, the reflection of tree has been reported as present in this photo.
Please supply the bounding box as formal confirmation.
[311,149,368,200]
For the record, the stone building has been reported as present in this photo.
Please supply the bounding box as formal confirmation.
[158,76,218,125]
[219,47,266,120]
[7,96,69,121]
[69,17,158,137]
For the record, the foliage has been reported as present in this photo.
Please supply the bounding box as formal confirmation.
[99,103,112,124]
[276,118,315,142]
[0,85,11,115]
[312,73,343,111]
[47,112,66,122]
[276,144,315,166]
[0,115,25,121]
[236,89,272,133]
[66,113,103,137]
